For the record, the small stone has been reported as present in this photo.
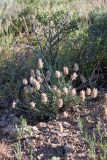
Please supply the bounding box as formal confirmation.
[35,135,39,138]
[40,141,43,145]
[39,134,43,140]
[33,148,37,152]
[50,130,59,134]
[51,143,59,148]
[37,154,44,160]
[62,122,71,128]
[58,132,69,137]
[57,122,63,133]
[32,139,36,143]
[32,126,39,132]
[51,156,61,160]
[37,122,47,128]
[48,124,53,129]
[43,128,49,132]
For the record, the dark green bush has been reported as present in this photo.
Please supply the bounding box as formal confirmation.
[87,8,107,72]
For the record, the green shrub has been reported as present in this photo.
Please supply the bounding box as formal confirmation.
[87,7,107,71]
[1,0,107,112]
[14,58,81,119]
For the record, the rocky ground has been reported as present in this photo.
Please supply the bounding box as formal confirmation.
[0,92,107,160]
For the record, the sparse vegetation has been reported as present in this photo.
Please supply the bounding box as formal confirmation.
[0,0,107,159]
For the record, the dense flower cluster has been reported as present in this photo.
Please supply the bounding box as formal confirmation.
[12,59,100,117]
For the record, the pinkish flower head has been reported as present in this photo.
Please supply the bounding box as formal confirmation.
[80,90,86,102]
[73,63,79,72]
[30,102,36,109]
[71,72,78,81]
[91,88,98,98]
[63,66,69,75]
[56,98,63,108]
[55,71,61,79]
[23,79,28,85]
[71,88,77,96]
[38,58,44,69]
[41,93,48,104]
[46,70,51,81]
[52,85,58,92]
[30,77,40,90]
[63,87,68,95]
[86,88,91,96]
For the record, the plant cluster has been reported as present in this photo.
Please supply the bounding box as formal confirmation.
[11,58,100,119]
[78,118,107,160]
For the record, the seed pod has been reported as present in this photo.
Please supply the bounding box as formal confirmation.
[12,101,17,108]
[56,98,63,108]
[104,106,107,120]
[52,85,57,92]
[30,77,40,90]
[30,102,36,109]
[41,93,48,104]
[73,63,79,72]
[71,88,77,96]
[92,88,98,98]
[63,66,69,75]
[37,76,43,83]
[56,89,61,96]
[36,69,41,77]
[104,93,107,106]
[46,70,51,81]
[23,79,28,85]
[63,87,68,95]
[86,88,91,96]
[38,58,44,69]
[31,70,35,78]
[71,72,78,81]
[55,71,61,79]
[80,90,86,102]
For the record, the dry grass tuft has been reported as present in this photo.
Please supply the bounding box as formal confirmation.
[0,142,12,159]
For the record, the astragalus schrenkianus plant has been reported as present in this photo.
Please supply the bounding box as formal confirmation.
[11,58,99,119]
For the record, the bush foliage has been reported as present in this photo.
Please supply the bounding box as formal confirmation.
[0,0,107,111]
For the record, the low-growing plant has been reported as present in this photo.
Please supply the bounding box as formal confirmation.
[14,140,23,160]
[15,59,81,119]
[14,136,34,160]
[15,116,32,140]
[78,118,107,160]
[11,58,99,119]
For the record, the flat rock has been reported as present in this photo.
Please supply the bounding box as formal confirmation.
[62,122,71,128]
